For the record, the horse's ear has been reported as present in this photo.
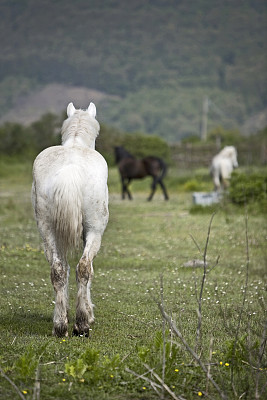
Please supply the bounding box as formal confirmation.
[67,102,76,117]
[88,102,96,118]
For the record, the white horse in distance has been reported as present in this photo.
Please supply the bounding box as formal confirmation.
[32,102,109,337]
[210,146,238,191]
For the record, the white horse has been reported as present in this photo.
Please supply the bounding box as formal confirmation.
[210,146,238,191]
[32,102,109,337]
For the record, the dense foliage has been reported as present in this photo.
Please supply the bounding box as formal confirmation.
[0,114,61,158]
[0,0,266,141]
[0,114,171,166]
[229,170,267,207]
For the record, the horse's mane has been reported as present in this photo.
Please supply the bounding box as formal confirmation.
[61,111,100,148]
[218,146,236,158]
[114,146,135,163]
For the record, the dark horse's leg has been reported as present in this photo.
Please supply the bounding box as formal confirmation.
[158,179,169,200]
[125,178,132,200]
[121,177,132,200]
[147,177,157,201]
[121,176,126,199]
[147,176,169,201]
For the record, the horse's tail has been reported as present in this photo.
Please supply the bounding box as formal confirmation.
[157,157,168,181]
[51,166,83,252]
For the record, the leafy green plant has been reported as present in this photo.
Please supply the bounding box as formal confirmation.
[183,179,204,192]
[64,347,121,384]
[14,347,38,380]
[65,358,88,380]
[135,330,186,388]
[229,171,267,205]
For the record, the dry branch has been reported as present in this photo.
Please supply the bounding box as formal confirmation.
[157,301,227,400]
[0,366,26,400]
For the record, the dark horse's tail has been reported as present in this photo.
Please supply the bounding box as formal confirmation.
[157,157,168,181]
[145,156,169,201]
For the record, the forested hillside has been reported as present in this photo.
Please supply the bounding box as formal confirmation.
[0,0,266,141]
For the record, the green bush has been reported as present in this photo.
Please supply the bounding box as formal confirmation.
[0,123,32,156]
[120,133,171,164]
[182,179,203,192]
[229,171,267,205]
[207,126,242,146]
[64,347,121,384]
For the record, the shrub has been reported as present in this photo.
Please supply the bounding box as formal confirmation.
[183,179,203,192]
[229,171,267,205]
[120,133,171,164]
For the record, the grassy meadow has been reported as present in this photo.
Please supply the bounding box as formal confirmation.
[0,159,266,400]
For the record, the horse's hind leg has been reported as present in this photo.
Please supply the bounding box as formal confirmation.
[126,178,133,200]
[121,176,126,199]
[73,231,101,336]
[121,177,132,200]
[159,179,169,200]
[147,177,157,201]
[51,257,69,337]
[38,222,69,337]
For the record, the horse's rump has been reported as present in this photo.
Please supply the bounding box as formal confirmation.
[50,164,83,251]
[32,146,104,252]
[143,156,167,179]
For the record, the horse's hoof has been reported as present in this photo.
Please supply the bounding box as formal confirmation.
[53,323,68,338]
[72,323,90,337]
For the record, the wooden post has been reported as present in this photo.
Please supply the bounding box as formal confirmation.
[201,96,209,141]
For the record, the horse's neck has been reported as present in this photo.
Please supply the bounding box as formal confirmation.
[63,136,95,149]
[61,113,99,150]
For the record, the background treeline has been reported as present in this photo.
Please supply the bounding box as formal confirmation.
[0,112,266,168]
[0,113,170,166]
[0,0,266,140]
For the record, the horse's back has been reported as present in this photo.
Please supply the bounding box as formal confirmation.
[32,145,108,248]
[34,146,107,189]
[119,158,146,179]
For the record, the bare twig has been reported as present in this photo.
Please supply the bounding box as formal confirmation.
[33,364,40,400]
[258,319,267,365]
[206,336,214,395]
[0,366,26,400]
[189,234,201,254]
[125,367,161,395]
[195,212,216,353]
[143,363,185,400]
[208,255,220,273]
[157,302,227,400]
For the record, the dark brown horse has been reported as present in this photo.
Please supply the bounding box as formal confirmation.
[114,146,169,201]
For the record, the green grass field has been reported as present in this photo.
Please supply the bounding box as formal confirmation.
[0,161,266,400]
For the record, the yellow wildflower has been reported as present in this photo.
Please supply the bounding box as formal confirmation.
[198,392,203,397]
